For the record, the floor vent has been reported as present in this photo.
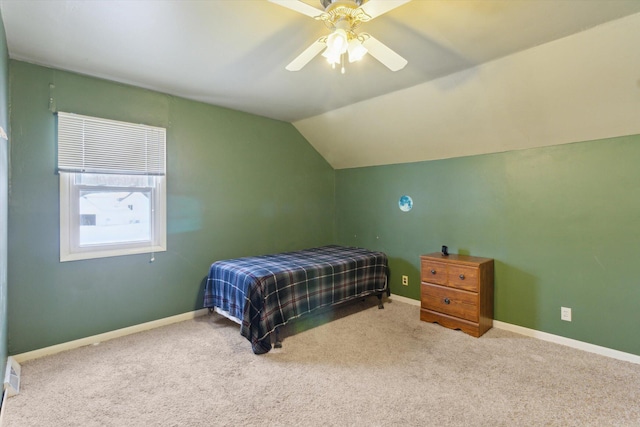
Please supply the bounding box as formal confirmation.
[3,357,20,397]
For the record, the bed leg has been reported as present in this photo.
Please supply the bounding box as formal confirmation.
[274,327,283,348]
[377,293,384,309]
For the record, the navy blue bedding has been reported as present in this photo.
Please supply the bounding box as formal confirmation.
[204,245,388,354]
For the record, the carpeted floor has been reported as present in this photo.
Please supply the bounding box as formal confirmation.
[4,299,640,426]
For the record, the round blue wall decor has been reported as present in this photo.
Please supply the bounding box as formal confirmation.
[399,195,413,212]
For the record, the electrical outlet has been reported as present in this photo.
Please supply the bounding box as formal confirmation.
[401,275,409,286]
[561,306,572,322]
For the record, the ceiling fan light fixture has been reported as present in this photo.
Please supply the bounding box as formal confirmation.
[322,50,340,65]
[270,0,411,72]
[347,38,368,62]
[326,28,348,54]
[321,45,341,64]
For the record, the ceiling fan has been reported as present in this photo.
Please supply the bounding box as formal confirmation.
[269,0,412,73]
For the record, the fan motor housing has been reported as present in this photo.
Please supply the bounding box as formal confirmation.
[321,0,365,10]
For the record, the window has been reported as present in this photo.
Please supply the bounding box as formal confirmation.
[57,112,166,262]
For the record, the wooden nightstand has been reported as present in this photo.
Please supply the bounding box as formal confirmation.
[420,253,494,337]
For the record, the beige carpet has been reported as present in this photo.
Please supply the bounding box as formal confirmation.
[4,299,640,426]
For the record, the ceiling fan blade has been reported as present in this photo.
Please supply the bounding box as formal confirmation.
[359,0,412,20]
[268,0,324,18]
[286,39,326,71]
[362,34,407,71]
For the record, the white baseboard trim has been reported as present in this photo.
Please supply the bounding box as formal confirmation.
[388,294,420,306]
[390,294,640,365]
[11,298,640,366]
[492,320,640,365]
[11,308,210,364]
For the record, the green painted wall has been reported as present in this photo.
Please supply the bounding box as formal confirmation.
[336,136,640,356]
[7,59,640,359]
[0,10,9,369]
[8,61,335,354]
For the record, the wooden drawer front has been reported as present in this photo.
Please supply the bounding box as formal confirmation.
[447,265,479,292]
[421,260,447,285]
[421,283,478,323]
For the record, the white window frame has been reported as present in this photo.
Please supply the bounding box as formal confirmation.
[57,112,167,262]
[59,173,166,262]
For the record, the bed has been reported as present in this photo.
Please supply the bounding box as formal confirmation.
[204,245,389,354]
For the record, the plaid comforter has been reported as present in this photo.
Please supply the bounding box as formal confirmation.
[204,245,388,354]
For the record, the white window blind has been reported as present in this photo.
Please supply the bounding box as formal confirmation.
[57,112,166,175]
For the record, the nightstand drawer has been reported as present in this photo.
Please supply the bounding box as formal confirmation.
[421,283,478,322]
[447,265,478,292]
[420,260,447,285]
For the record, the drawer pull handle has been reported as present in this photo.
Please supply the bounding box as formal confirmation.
[443,298,451,305]
[430,269,436,275]
[459,274,465,280]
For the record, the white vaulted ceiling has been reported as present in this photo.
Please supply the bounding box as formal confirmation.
[2,0,640,168]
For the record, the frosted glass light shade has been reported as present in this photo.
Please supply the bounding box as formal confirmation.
[347,39,368,62]
[326,29,348,54]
